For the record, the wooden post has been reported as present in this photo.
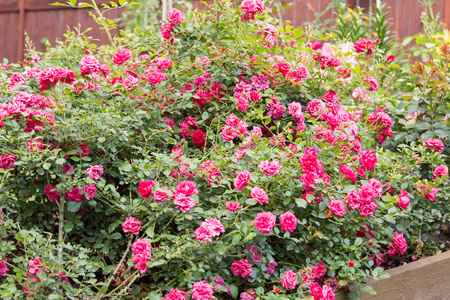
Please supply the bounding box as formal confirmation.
[17,0,25,62]
[168,0,173,11]
[162,0,168,21]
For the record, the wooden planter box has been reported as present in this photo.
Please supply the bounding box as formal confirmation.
[336,250,450,300]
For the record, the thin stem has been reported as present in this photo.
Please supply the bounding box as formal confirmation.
[94,235,134,300]
[58,195,65,260]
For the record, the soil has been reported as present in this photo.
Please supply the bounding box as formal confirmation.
[433,224,450,252]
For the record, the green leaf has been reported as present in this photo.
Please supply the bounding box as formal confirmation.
[230,284,239,299]
[384,215,395,224]
[23,209,33,218]
[361,285,377,295]
[146,226,155,238]
[343,185,356,193]
[110,233,121,239]
[217,245,227,255]
[421,131,434,141]
[78,3,94,7]
[131,284,140,294]
[255,287,265,296]
[67,201,82,213]
[246,232,257,240]
[293,28,302,38]
[64,221,73,232]
[55,158,65,165]
[295,198,307,208]
[416,122,431,130]
[148,292,162,300]
[42,163,51,170]
[69,0,76,6]
[97,285,109,296]
[121,163,132,172]
[232,233,241,245]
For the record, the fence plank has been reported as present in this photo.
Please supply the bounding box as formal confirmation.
[410,0,423,36]
[2,0,450,62]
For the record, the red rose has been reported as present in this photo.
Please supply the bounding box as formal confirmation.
[138,179,155,199]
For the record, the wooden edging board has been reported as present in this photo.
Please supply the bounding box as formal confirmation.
[334,250,450,300]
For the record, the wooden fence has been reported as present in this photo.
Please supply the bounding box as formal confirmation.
[1,0,450,63]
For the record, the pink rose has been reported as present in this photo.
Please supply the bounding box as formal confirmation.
[226,201,241,211]
[0,260,7,277]
[173,194,196,212]
[250,186,269,204]
[306,99,324,119]
[138,179,155,199]
[434,164,448,178]
[226,113,240,127]
[299,147,320,172]
[168,8,184,24]
[322,91,339,103]
[280,211,297,232]
[79,55,99,75]
[236,95,249,111]
[322,285,336,300]
[397,190,410,210]
[191,130,206,149]
[123,217,142,235]
[387,231,407,256]
[425,138,444,153]
[66,188,83,202]
[191,281,214,300]
[28,257,46,276]
[132,239,151,274]
[231,259,253,277]
[310,282,323,300]
[345,190,361,211]
[240,0,264,21]
[312,260,326,280]
[258,160,282,175]
[364,76,378,91]
[0,153,16,169]
[220,126,238,142]
[132,238,151,257]
[85,164,103,181]
[27,139,45,151]
[254,211,276,234]
[175,180,199,196]
[339,164,357,182]
[359,150,377,171]
[44,185,61,202]
[113,49,132,65]
[328,200,347,217]
[154,187,170,202]
[420,183,438,201]
[281,270,298,290]
[234,170,251,191]
[82,184,97,200]
[161,23,175,40]
[354,39,376,54]
[164,288,187,300]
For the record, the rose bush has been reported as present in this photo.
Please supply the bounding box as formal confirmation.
[0,0,448,299]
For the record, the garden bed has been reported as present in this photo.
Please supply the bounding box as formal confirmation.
[335,250,450,300]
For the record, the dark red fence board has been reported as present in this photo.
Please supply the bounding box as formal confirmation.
[1,0,450,63]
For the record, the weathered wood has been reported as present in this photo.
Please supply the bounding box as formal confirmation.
[334,251,450,300]
[2,0,450,62]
